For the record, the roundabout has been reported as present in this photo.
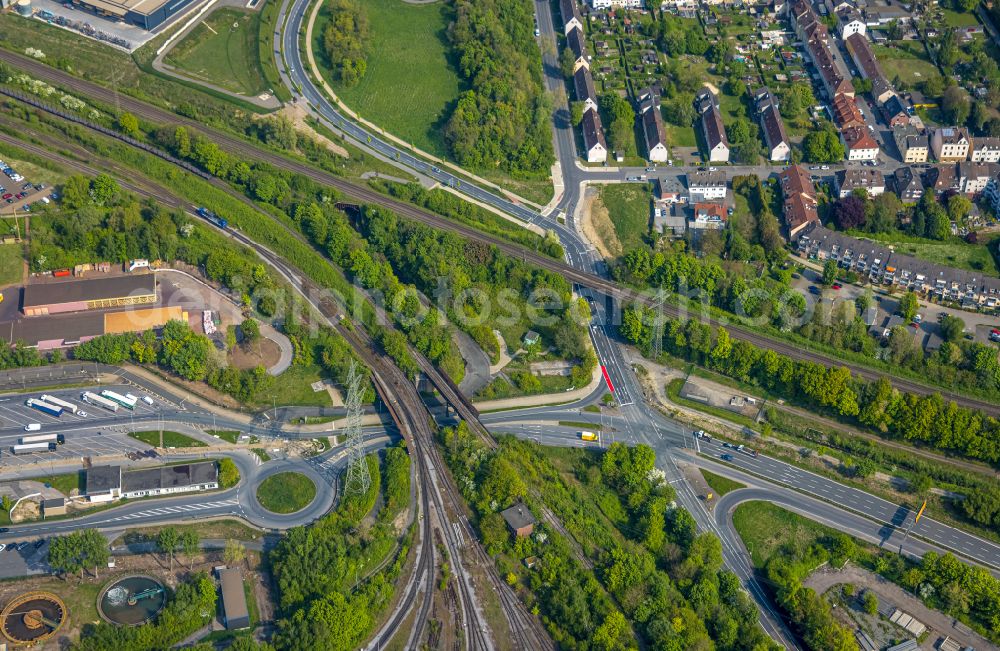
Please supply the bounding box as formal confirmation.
[255,470,317,514]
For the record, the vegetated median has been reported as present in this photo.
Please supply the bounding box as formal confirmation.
[128,430,207,448]
[255,471,317,514]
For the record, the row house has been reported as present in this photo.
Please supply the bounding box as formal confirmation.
[806,33,855,99]
[573,67,599,114]
[930,127,970,162]
[836,7,866,37]
[844,33,893,103]
[581,109,608,163]
[970,137,1000,163]
[779,164,819,239]
[797,224,1000,308]
[567,27,590,72]
[892,167,925,203]
[559,0,584,34]
[957,161,998,196]
[893,125,928,163]
[925,164,960,195]
[589,0,644,7]
[696,89,731,163]
[882,95,911,128]
[753,87,791,162]
[687,170,728,202]
[841,125,879,161]
[835,168,885,198]
[831,93,865,130]
[640,96,669,162]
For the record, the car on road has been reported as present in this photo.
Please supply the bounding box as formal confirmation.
[24,423,41,431]
[809,165,819,170]
[820,165,830,170]
[808,285,821,295]
[78,411,88,417]
[721,442,734,449]
[0,544,5,553]
[0,528,8,533]
[645,167,656,172]
[721,453,733,461]
[832,283,841,290]
[708,166,718,171]
[625,175,642,181]
[142,396,154,405]
[990,329,1000,342]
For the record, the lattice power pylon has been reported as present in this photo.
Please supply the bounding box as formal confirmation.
[342,361,371,496]
[650,288,668,359]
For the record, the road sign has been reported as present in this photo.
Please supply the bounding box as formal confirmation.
[915,500,927,523]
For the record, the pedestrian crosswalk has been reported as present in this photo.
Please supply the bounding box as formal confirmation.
[106,499,239,522]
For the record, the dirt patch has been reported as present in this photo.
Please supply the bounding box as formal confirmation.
[580,187,622,259]
[230,338,281,370]
[701,81,720,95]
[275,102,349,158]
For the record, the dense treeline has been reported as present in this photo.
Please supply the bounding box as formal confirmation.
[321,0,369,87]
[74,573,217,650]
[269,448,411,651]
[356,206,593,374]
[74,320,274,403]
[444,0,554,177]
[622,309,1000,470]
[438,423,780,650]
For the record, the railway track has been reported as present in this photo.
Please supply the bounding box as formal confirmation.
[1,48,992,418]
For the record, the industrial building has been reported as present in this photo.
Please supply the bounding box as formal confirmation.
[22,275,156,316]
[85,462,218,501]
[65,0,196,30]
[217,567,251,630]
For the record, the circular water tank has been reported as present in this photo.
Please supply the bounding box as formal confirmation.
[15,0,32,17]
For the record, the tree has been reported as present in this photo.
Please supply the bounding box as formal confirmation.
[570,101,585,126]
[947,194,972,222]
[218,458,240,488]
[803,127,845,163]
[560,47,577,77]
[1,495,11,513]
[118,112,140,138]
[833,196,867,230]
[241,318,260,343]
[822,259,838,285]
[898,291,919,322]
[940,314,965,341]
[158,526,180,572]
[89,174,120,206]
[322,0,369,87]
[61,174,91,210]
[179,530,200,569]
[941,85,971,125]
[48,529,108,580]
[224,538,245,567]
[862,590,879,615]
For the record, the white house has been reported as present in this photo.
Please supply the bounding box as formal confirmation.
[841,125,880,161]
[581,109,608,163]
[640,97,669,163]
[696,90,730,163]
[688,170,728,202]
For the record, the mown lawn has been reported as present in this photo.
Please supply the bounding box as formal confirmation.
[128,430,207,448]
[34,471,82,496]
[315,0,464,158]
[266,364,331,408]
[699,469,745,497]
[599,183,652,251]
[871,43,940,86]
[0,244,24,287]
[165,8,269,96]
[255,471,316,514]
[732,501,835,568]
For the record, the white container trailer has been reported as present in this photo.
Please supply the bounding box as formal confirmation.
[40,394,78,415]
[12,442,57,454]
[82,391,119,413]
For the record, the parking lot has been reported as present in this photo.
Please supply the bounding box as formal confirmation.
[0,539,50,579]
[0,155,56,216]
[0,384,175,467]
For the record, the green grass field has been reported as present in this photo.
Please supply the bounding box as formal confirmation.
[165,8,269,96]
[940,8,980,27]
[599,183,652,251]
[35,471,82,496]
[732,501,835,568]
[315,0,463,158]
[871,43,940,86]
[851,232,999,274]
[128,430,207,448]
[699,469,745,496]
[255,471,316,513]
[0,244,24,287]
[267,364,332,408]
[665,124,697,148]
[207,429,241,443]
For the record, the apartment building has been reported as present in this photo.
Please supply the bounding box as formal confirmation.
[970,137,1000,163]
[841,125,880,161]
[779,164,820,239]
[641,97,670,162]
[581,109,608,163]
[893,125,928,163]
[753,87,791,162]
[835,168,885,197]
[687,170,728,202]
[573,67,599,114]
[930,127,970,162]
[696,89,730,163]
[559,0,584,34]
[892,167,925,202]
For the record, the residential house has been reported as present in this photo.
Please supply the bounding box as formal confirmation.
[806,32,855,99]
[687,170,728,202]
[831,93,866,129]
[845,33,891,103]
[893,125,928,163]
[863,4,911,26]
[589,0,644,7]
[640,96,669,162]
[841,125,880,161]
[501,502,537,537]
[882,94,911,127]
[892,166,924,202]
[835,168,885,197]
[870,76,897,105]
[573,67,599,114]
[689,202,728,229]
[970,137,1000,163]
[753,87,791,161]
[924,164,960,196]
[657,176,686,203]
[696,89,730,162]
[984,174,1000,215]
[930,127,970,162]
[836,7,866,36]
[581,109,608,163]
[958,161,997,196]
[559,0,584,34]
[567,27,589,72]
[779,164,820,239]
[653,203,686,237]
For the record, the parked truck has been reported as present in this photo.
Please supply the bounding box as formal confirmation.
[12,442,57,454]
[81,391,119,413]
[19,433,64,445]
[39,394,78,415]
[25,398,62,418]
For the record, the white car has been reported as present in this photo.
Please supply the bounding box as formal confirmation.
[78,411,88,418]
[0,544,6,553]
[142,396,154,405]
[24,423,41,431]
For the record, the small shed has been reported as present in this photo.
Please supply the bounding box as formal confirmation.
[523,331,541,347]
[501,502,537,538]
[217,567,250,630]
[42,498,66,518]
